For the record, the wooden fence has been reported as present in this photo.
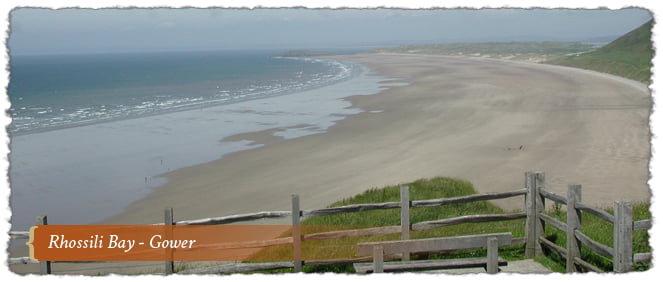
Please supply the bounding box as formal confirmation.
[8,171,651,274]
[523,171,652,273]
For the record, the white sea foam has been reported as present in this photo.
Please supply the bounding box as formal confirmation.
[9,63,406,230]
[9,57,357,135]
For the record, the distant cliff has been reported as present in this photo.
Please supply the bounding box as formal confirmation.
[545,20,653,83]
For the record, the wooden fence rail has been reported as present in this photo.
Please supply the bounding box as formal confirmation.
[411,213,527,231]
[175,211,292,225]
[8,171,650,274]
[9,184,527,274]
[410,189,528,208]
[9,231,30,239]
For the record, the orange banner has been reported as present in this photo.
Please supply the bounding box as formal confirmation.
[27,225,370,262]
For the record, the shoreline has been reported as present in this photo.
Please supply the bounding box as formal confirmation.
[8,54,360,137]
[100,52,651,226]
[97,63,405,225]
[8,58,395,232]
[7,58,394,261]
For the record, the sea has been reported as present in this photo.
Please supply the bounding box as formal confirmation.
[9,50,357,135]
[7,50,401,231]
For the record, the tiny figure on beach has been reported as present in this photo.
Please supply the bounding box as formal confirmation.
[506,145,524,151]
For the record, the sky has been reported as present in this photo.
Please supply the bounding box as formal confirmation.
[7,7,653,55]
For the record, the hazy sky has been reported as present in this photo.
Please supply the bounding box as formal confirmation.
[8,7,653,55]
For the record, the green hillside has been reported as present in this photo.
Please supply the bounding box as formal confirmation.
[545,20,653,83]
[372,41,597,62]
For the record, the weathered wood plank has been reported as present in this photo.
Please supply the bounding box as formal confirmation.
[511,237,526,245]
[634,253,652,263]
[411,213,526,231]
[566,184,582,273]
[176,211,291,225]
[292,194,302,273]
[525,171,536,259]
[634,219,652,231]
[538,188,567,205]
[303,226,401,241]
[613,201,633,272]
[373,245,384,273]
[8,257,37,264]
[8,258,110,265]
[164,208,174,275]
[304,257,373,265]
[9,231,30,239]
[486,237,498,274]
[400,185,411,261]
[526,172,546,258]
[574,230,613,257]
[303,202,400,217]
[576,203,614,223]
[534,172,546,257]
[574,257,605,273]
[11,256,376,267]
[411,189,527,207]
[38,215,51,275]
[357,233,512,256]
[353,257,508,274]
[538,213,567,232]
[179,262,295,274]
[539,236,568,257]
[191,237,293,251]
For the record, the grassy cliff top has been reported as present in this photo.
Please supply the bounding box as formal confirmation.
[544,20,653,83]
[369,20,653,83]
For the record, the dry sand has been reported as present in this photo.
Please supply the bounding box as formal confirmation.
[102,52,651,225]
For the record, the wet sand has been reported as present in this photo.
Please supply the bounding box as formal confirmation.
[101,53,651,226]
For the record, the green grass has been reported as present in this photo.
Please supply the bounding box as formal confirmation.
[372,41,597,61]
[545,20,653,83]
[246,177,527,273]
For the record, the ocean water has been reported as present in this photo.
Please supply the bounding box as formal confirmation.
[8,50,402,231]
[9,51,354,135]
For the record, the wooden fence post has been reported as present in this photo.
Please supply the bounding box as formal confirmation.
[486,237,499,274]
[525,171,544,258]
[373,245,384,273]
[525,172,535,258]
[613,201,633,272]
[536,172,545,257]
[164,208,175,275]
[37,216,51,275]
[291,194,302,273]
[566,184,582,273]
[400,185,410,261]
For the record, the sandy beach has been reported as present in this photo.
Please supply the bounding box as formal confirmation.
[10,52,652,275]
[99,52,651,226]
